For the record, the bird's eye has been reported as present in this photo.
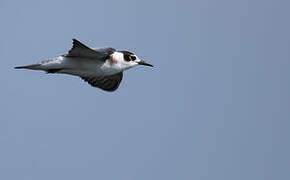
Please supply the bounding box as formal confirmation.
[130,56,136,61]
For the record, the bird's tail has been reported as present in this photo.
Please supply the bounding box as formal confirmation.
[14,64,41,70]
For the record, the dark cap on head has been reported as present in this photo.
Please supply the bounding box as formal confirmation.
[119,51,135,62]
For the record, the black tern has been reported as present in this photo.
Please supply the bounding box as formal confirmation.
[15,39,153,92]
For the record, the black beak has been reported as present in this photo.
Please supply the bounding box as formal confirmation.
[138,60,153,67]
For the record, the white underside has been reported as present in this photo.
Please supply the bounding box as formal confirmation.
[39,56,123,77]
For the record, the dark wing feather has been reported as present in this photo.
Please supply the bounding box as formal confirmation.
[92,47,116,56]
[81,72,123,92]
[66,39,115,60]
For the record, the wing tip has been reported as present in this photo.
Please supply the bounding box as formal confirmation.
[72,38,79,43]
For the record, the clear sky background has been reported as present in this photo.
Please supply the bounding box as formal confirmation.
[0,0,289,179]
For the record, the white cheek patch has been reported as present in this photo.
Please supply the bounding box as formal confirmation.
[112,52,125,63]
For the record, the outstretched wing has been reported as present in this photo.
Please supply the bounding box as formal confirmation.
[81,72,123,92]
[66,39,116,60]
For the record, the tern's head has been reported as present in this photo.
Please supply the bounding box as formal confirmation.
[110,51,153,70]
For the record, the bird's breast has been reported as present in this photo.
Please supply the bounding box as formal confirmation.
[99,60,123,75]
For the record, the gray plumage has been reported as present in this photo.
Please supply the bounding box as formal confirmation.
[65,39,116,60]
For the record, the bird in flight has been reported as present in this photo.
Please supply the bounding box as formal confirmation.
[15,39,153,92]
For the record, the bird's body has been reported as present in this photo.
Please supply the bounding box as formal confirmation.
[34,55,120,77]
[15,39,153,92]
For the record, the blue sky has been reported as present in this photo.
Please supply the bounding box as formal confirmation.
[0,0,290,179]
